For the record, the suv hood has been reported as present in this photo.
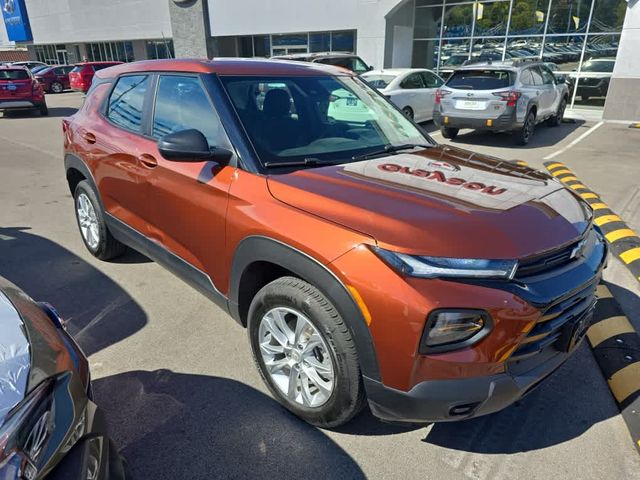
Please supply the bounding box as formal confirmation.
[266,145,590,258]
[0,289,30,425]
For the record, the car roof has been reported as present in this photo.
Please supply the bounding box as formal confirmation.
[455,60,545,71]
[95,58,355,79]
[0,64,29,71]
[365,68,429,75]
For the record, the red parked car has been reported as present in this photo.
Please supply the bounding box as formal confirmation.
[69,62,122,93]
[0,65,48,116]
[35,65,75,93]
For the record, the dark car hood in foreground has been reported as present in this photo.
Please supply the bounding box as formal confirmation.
[267,145,590,258]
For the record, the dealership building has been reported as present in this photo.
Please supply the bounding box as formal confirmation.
[1,0,639,120]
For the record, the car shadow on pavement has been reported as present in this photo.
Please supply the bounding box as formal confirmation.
[421,120,585,149]
[0,226,147,356]
[422,343,617,453]
[1,106,78,119]
[93,369,367,480]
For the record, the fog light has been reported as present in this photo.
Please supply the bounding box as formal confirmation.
[420,309,491,353]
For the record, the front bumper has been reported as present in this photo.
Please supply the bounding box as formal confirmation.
[433,108,521,132]
[365,328,585,423]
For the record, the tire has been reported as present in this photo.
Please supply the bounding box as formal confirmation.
[51,81,64,94]
[547,98,566,127]
[515,110,536,145]
[73,180,126,260]
[441,126,459,139]
[39,103,49,116]
[402,106,414,120]
[248,276,366,428]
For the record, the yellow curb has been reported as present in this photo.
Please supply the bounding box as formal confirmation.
[569,183,588,190]
[559,176,579,182]
[608,362,640,403]
[552,169,573,176]
[594,215,623,227]
[590,202,609,211]
[620,247,640,265]
[587,315,635,348]
[580,192,599,200]
[606,229,637,243]
[546,162,566,170]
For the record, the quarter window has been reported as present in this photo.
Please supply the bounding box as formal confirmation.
[420,71,443,88]
[107,75,149,133]
[152,75,231,148]
[540,67,556,85]
[520,69,534,86]
[530,67,544,86]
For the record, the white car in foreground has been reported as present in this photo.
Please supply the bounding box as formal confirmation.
[362,68,444,123]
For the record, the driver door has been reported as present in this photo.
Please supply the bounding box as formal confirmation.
[138,74,236,289]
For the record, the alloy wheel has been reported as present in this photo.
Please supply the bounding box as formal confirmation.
[76,193,100,250]
[258,306,335,408]
[51,82,63,93]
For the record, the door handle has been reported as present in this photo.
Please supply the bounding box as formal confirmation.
[82,132,96,144]
[138,153,158,168]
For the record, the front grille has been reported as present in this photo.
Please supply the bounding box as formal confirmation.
[509,280,598,362]
[515,239,581,279]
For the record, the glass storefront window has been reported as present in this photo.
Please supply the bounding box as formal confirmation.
[506,36,543,58]
[508,0,549,35]
[439,39,471,72]
[571,34,620,108]
[547,0,592,35]
[414,6,443,39]
[590,0,626,33]
[146,40,174,60]
[331,31,355,52]
[310,32,331,52]
[443,3,474,38]
[474,1,510,37]
[86,41,134,62]
[272,33,308,47]
[253,35,270,57]
[543,35,585,71]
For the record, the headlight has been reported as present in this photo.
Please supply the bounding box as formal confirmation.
[421,309,491,353]
[372,246,518,279]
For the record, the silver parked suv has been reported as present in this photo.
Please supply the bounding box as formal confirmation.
[433,60,569,145]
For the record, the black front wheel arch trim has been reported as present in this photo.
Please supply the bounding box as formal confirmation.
[64,154,103,211]
[229,235,381,382]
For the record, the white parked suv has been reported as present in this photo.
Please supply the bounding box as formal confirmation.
[362,68,444,122]
[433,60,569,145]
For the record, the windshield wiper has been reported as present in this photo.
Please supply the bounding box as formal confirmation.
[263,158,344,168]
[351,143,433,161]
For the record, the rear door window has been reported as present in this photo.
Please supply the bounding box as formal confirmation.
[446,70,514,90]
[540,66,556,85]
[530,67,545,86]
[107,75,149,133]
[420,71,443,88]
[519,69,534,86]
[400,72,425,89]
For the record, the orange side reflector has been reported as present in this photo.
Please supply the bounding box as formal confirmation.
[444,116,449,124]
[487,119,493,127]
[347,286,373,326]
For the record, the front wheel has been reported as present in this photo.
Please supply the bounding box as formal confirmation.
[51,81,64,94]
[402,106,414,120]
[248,277,365,428]
[74,181,126,260]
[547,98,566,127]
[39,103,49,116]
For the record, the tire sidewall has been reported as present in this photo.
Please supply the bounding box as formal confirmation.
[51,82,63,93]
[74,181,109,257]
[519,111,535,144]
[247,279,361,427]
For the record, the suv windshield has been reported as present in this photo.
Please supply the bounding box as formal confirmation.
[581,60,615,73]
[446,70,515,90]
[0,69,30,80]
[221,75,432,168]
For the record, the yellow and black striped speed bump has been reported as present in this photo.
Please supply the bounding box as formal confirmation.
[629,123,640,129]
[544,161,640,284]
[589,284,640,453]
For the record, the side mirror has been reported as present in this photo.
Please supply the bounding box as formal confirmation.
[368,65,374,71]
[158,129,232,163]
[557,76,566,84]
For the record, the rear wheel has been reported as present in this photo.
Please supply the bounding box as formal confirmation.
[402,106,414,120]
[441,127,459,139]
[547,98,566,127]
[39,103,49,116]
[51,81,64,94]
[248,276,365,428]
[515,110,536,145]
[74,180,126,260]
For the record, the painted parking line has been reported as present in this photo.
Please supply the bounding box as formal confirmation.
[543,121,604,161]
[590,284,640,453]
[543,161,640,284]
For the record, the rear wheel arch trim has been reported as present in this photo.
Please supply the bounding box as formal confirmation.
[229,235,381,382]
[64,154,104,211]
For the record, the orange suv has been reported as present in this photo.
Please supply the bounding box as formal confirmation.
[63,59,606,427]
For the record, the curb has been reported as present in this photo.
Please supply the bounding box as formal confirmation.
[542,161,640,452]
[544,161,640,283]
[590,284,640,453]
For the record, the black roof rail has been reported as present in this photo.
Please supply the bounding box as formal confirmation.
[511,57,543,66]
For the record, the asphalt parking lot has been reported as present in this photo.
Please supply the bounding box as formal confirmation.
[1,92,640,480]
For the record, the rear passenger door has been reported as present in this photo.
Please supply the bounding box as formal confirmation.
[418,71,444,121]
[140,74,236,289]
[530,66,553,117]
[539,65,560,114]
[398,72,427,120]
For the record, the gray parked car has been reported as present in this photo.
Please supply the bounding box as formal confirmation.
[433,60,569,145]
